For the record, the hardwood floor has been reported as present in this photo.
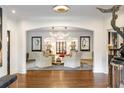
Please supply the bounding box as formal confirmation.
[9,70,108,88]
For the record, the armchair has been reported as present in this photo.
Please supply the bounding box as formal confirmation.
[64,51,81,68]
[27,52,52,69]
[32,52,52,68]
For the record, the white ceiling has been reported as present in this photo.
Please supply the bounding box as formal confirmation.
[28,26,91,32]
[4,5,115,20]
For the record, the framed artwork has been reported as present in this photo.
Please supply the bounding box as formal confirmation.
[32,36,42,52]
[0,7,2,67]
[80,36,90,51]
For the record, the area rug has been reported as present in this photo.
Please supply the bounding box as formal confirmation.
[27,64,92,70]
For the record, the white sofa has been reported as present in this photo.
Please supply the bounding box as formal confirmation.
[27,52,52,69]
[64,51,81,68]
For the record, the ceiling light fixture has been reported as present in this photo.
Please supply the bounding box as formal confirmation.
[12,10,16,14]
[53,5,70,13]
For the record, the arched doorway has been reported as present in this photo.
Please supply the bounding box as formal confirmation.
[25,26,94,71]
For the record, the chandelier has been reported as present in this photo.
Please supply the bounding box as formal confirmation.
[49,31,70,39]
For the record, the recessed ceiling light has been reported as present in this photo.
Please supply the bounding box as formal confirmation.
[12,10,16,14]
[53,5,70,13]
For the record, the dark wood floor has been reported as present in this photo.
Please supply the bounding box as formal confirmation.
[9,70,108,88]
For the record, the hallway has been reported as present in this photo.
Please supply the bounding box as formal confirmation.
[9,70,108,88]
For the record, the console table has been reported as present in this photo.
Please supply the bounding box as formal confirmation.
[26,59,36,63]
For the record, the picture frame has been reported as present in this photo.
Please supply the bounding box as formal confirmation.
[32,36,42,52]
[0,7,2,67]
[80,36,90,51]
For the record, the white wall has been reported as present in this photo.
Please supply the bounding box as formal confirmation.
[6,19,19,74]
[18,15,108,73]
[0,7,20,77]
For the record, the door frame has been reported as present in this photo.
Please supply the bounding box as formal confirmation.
[7,30,10,75]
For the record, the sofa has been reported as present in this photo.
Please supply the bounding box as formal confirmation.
[27,52,52,69]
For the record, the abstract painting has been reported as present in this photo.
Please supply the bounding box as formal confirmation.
[80,36,90,51]
[32,36,42,52]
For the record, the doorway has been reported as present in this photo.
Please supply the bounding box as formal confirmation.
[26,27,94,71]
[7,30,10,75]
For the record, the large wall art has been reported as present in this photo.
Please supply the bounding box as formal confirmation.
[32,36,42,52]
[0,7,2,67]
[80,36,90,51]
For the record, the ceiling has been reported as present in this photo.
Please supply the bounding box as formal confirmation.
[4,5,115,20]
[28,26,92,32]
